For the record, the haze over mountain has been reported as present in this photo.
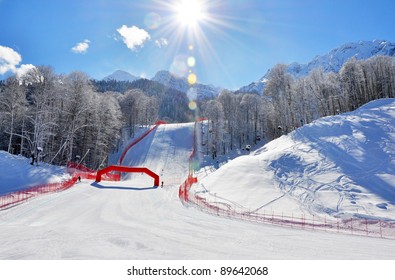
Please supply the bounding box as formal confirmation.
[103,70,139,82]
[102,69,223,100]
[239,40,395,94]
[151,70,223,100]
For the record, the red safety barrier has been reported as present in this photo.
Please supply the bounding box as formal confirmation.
[179,118,202,201]
[96,165,160,186]
[67,161,95,173]
[67,161,120,181]
[179,176,198,203]
[0,161,124,210]
[119,120,166,165]
[188,193,395,239]
[0,173,80,210]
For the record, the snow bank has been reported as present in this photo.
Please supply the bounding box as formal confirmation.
[0,151,70,196]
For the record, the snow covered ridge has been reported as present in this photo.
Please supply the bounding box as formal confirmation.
[196,99,395,228]
[239,39,395,94]
[289,40,395,77]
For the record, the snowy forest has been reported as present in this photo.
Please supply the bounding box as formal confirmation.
[200,55,395,158]
[1,55,394,168]
[0,66,191,168]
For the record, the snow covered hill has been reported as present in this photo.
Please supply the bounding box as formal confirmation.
[239,40,395,94]
[196,98,395,222]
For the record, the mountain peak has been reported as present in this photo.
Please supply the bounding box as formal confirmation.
[103,70,139,82]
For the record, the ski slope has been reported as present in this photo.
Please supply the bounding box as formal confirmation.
[196,99,395,223]
[119,123,194,187]
[0,119,395,259]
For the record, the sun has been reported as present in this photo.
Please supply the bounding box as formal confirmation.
[175,0,204,27]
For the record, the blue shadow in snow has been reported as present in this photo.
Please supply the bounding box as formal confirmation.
[91,182,158,191]
[291,110,395,205]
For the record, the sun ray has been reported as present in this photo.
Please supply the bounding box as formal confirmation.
[148,0,267,88]
[175,0,204,27]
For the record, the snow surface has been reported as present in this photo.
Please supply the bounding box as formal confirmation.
[196,99,395,222]
[0,151,70,196]
[0,116,395,259]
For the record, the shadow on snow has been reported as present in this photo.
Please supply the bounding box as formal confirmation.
[91,182,158,191]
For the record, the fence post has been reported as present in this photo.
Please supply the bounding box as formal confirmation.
[351,218,353,235]
[313,215,315,230]
[291,213,293,228]
[324,216,327,232]
[271,210,274,224]
[379,220,382,238]
[365,219,368,236]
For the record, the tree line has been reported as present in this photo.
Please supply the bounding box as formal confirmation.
[0,66,192,168]
[197,55,395,159]
[1,55,394,167]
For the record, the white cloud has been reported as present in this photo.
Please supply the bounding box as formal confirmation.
[71,39,90,54]
[0,45,22,75]
[155,38,168,48]
[15,64,36,78]
[0,45,36,78]
[117,25,151,51]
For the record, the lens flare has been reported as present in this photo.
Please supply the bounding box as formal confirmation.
[170,55,188,77]
[187,56,196,67]
[191,159,200,171]
[144,12,161,30]
[188,101,197,110]
[187,73,197,85]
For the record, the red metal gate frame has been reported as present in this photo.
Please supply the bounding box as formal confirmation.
[95,165,160,186]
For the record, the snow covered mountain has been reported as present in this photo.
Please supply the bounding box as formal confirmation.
[102,70,222,99]
[103,70,139,82]
[152,70,223,100]
[239,40,395,94]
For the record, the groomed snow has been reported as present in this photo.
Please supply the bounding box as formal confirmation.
[0,114,394,259]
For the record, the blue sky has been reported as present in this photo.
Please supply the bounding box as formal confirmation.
[1,0,395,89]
